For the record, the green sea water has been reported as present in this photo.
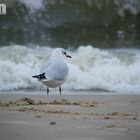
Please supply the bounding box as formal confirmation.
[0,0,140,48]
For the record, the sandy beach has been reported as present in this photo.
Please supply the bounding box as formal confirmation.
[0,91,140,140]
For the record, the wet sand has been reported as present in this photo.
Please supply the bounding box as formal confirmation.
[0,92,140,140]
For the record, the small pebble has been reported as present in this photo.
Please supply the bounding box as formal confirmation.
[35,115,42,118]
[50,122,56,125]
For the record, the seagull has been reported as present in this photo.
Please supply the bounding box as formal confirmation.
[32,48,72,95]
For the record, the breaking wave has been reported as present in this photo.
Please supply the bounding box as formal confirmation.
[0,45,140,94]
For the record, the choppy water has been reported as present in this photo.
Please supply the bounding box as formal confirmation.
[0,45,140,94]
[0,0,140,47]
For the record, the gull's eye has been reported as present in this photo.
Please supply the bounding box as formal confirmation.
[62,51,66,55]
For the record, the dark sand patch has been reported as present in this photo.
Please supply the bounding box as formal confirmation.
[0,97,98,107]
[0,97,139,121]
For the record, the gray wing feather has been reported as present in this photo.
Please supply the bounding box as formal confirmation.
[40,58,69,80]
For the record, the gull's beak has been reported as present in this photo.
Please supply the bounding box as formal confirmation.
[66,54,72,58]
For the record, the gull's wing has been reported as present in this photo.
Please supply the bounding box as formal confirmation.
[40,58,69,81]
[40,60,51,74]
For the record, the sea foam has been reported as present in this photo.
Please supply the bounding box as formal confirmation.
[0,45,140,93]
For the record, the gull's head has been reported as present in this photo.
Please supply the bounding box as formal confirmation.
[51,48,72,59]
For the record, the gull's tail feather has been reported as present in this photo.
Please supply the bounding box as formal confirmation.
[32,73,46,80]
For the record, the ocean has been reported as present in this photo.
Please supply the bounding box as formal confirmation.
[0,0,140,47]
[0,0,140,94]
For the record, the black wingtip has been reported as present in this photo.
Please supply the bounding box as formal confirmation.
[32,75,39,79]
[32,75,36,78]
[32,73,46,80]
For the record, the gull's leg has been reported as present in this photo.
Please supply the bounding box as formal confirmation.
[59,86,61,95]
[47,87,49,95]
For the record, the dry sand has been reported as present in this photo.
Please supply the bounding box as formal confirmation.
[0,91,140,140]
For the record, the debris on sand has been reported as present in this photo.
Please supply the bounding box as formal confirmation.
[49,99,71,105]
[0,98,98,108]
[50,122,56,125]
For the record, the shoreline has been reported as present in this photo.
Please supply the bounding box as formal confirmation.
[0,90,140,95]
